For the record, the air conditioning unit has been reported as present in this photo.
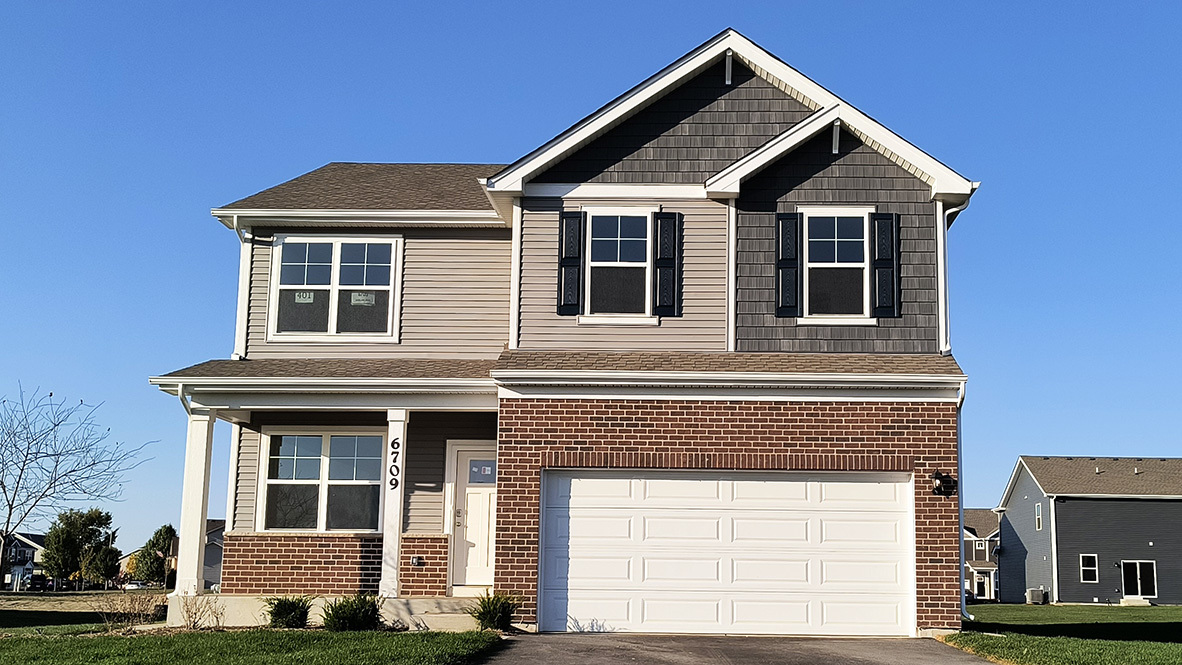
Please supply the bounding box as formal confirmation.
[1026,588,1048,605]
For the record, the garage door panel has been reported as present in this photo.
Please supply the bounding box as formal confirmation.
[731,599,812,628]
[642,478,723,501]
[642,598,721,625]
[732,517,810,544]
[731,558,810,585]
[642,557,720,584]
[821,600,904,630]
[642,515,721,542]
[819,479,903,504]
[542,551,632,587]
[730,478,810,504]
[547,512,634,543]
[821,560,902,587]
[820,518,903,545]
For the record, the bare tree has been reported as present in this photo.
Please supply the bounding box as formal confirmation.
[0,386,147,583]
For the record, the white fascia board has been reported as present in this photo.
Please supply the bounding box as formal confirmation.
[497,384,962,402]
[150,375,497,395]
[11,533,44,551]
[1046,493,1182,500]
[522,183,709,199]
[996,457,1047,509]
[211,208,505,228]
[492,369,966,390]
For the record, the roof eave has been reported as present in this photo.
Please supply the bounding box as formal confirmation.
[211,208,505,228]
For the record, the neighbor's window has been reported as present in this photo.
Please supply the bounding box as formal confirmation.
[1035,503,1043,531]
[263,433,383,531]
[586,211,650,315]
[976,539,986,551]
[1080,554,1099,583]
[273,237,400,337]
[803,209,871,317]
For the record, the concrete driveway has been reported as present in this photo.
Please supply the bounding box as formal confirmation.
[484,633,987,664]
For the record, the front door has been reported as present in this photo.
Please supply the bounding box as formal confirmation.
[451,445,497,592]
[1122,561,1157,598]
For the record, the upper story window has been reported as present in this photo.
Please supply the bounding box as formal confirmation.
[262,432,383,532]
[1035,502,1043,530]
[586,209,652,316]
[269,236,402,340]
[802,208,872,319]
[975,539,985,551]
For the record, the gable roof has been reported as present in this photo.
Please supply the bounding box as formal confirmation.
[1020,456,1182,498]
[485,28,976,203]
[963,508,999,538]
[216,162,506,212]
[10,532,46,549]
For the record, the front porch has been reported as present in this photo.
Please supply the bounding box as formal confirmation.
[150,358,500,626]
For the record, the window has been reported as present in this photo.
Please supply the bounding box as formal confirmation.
[1035,503,1043,531]
[1080,554,1099,583]
[586,210,651,315]
[801,207,873,319]
[262,433,383,531]
[271,236,401,338]
[976,539,986,551]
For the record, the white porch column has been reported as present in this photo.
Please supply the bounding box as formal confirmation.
[379,409,409,597]
[174,408,215,596]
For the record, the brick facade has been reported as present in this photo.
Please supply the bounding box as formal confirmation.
[220,533,382,595]
[495,398,962,630]
[399,534,450,597]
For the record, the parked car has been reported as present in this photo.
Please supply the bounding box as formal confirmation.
[123,580,147,590]
[26,575,47,592]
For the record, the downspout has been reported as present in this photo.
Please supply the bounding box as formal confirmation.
[177,383,191,417]
[958,380,974,622]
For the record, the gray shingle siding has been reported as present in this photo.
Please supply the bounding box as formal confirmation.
[534,60,813,184]
[1055,498,1182,604]
[998,466,1053,603]
[734,128,938,353]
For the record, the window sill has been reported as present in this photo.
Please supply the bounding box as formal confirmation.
[577,315,660,326]
[266,334,400,343]
[797,317,878,326]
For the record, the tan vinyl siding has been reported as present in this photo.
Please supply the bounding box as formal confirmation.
[245,229,510,359]
[233,427,260,530]
[518,198,727,351]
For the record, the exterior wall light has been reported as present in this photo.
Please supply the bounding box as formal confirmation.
[932,471,958,496]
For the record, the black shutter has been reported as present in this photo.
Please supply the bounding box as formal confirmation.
[557,210,585,316]
[775,212,802,317]
[652,211,682,317]
[870,212,901,318]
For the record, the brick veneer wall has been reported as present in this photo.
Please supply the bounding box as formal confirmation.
[399,534,450,597]
[495,399,961,630]
[220,533,382,595]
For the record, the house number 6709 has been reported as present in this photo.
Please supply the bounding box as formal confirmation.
[388,437,401,490]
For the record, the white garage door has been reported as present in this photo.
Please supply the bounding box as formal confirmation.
[539,470,915,635]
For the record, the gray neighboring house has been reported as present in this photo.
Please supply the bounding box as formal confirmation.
[3,532,46,590]
[963,508,999,600]
[173,519,225,589]
[996,456,1182,605]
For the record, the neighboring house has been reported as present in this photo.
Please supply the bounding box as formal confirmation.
[963,508,999,600]
[151,28,979,636]
[3,533,46,590]
[119,519,223,588]
[996,456,1182,605]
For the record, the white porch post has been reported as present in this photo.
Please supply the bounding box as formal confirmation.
[174,408,215,596]
[379,409,409,597]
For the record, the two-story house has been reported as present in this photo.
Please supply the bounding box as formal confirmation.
[963,508,999,601]
[3,532,45,590]
[996,456,1182,605]
[152,29,978,636]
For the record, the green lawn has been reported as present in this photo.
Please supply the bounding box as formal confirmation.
[946,604,1182,664]
[0,630,502,665]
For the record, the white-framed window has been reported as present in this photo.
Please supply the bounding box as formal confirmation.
[799,206,874,322]
[976,539,986,551]
[1080,554,1099,583]
[259,430,384,532]
[268,235,403,340]
[584,207,654,317]
[1035,503,1043,531]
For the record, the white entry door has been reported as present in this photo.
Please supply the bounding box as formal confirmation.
[539,470,915,635]
[450,444,497,591]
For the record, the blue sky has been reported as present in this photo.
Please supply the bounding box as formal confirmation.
[2,2,1180,548]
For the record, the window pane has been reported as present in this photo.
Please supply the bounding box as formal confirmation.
[589,266,646,314]
[591,240,617,262]
[836,240,864,263]
[618,239,647,263]
[265,485,319,529]
[1140,563,1156,596]
[337,290,390,333]
[280,265,306,285]
[365,265,390,286]
[1082,555,1097,568]
[272,437,297,458]
[329,436,356,458]
[808,267,864,315]
[276,290,331,333]
[808,217,836,240]
[619,216,647,239]
[339,264,365,286]
[328,458,355,481]
[294,458,321,480]
[355,436,382,458]
[306,243,333,264]
[326,485,380,530]
[294,436,322,457]
[809,240,836,263]
[270,458,292,480]
[305,264,331,285]
[591,216,618,239]
[340,242,366,264]
[366,243,392,264]
[282,242,308,263]
[354,459,382,481]
[468,460,496,484]
[1082,568,1098,583]
[837,217,864,239]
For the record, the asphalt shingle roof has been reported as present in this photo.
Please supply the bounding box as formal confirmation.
[161,358,497,380]
[492,351,964,375]
[219,163,507,211]
[963,508,999,538]
[1022,455,1182,497]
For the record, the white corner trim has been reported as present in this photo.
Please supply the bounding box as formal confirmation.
[522,183,709,199]
[797,317,879,327]
[726,198,737,352]
[1049,497,1060,602]
[508,198,523,349]
[232,229,252,359]
[935,199,950,353]
[576,315,660,326]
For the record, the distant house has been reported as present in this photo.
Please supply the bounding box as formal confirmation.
[3,532,46,590]
[996,456,1182,604]
[963,508,999,600]
[121,519,224,588]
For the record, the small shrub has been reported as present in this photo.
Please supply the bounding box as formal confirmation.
[264,595,314,629]
[321,593,383,631]
[466,590,522,631]
[89,592,168,630]
[178,593,225,629]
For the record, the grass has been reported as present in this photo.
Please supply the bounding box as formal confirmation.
[945,604,1182,664]
[0,630,502,665]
